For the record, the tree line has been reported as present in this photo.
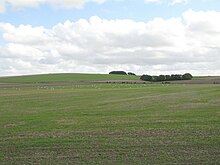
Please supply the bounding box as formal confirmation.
[140,73,193,82]
[109,71,193,82]
[109,71,136,76]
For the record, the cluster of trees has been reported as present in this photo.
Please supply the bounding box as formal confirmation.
[140,73,193,82]
[128,72,136,76]
[109,71,136,76]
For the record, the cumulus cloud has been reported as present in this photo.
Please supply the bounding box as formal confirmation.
[1,10,220,76]
[169,0,188,5]
[145,0,189,5]
[0,0,107,12]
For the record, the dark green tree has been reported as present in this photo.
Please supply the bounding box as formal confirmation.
[182,73,193,80]
[128,72,136,76]
[140,75,152,81]
[152,76,159,82]
[171,74,182,80]
[158,75,166,81]
[165,75,171,81]
[109,71,127,75]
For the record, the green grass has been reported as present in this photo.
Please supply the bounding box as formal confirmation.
[0,73,139,83]
[0,83,220,164]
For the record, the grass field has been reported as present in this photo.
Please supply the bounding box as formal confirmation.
[0,73,139,83]
[0,79,220,164]
[1,73,220,85]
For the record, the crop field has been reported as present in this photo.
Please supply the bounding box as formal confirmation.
[0,75,220,164]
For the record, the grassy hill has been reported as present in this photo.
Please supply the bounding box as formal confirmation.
[0,73,140,83]
[1,74,220,85]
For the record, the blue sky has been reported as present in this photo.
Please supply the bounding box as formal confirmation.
[0,0,219,27]
[0,0,220,76]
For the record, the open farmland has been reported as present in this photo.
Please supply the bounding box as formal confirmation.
[0,73,139,83]
[0,75,220,164]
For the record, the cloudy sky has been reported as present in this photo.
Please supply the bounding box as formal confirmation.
[0,0,220,76]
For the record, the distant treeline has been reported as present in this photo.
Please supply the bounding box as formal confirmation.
[109,71,193,82]
[140,73,193,82]
[109,71,136,76]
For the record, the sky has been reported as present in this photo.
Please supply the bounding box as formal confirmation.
[0,0,220,76]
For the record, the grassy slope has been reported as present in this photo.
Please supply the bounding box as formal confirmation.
[0,73,139,83]
[0,84,220,164]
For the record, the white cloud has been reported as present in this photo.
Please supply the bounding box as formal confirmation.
[144,0,161,3]
[1,10,220,76]
[169,0,188,5]
[0,0,212,13]
[0,0,107,12]
[0,1,5,13]
[144,0,189,5]
[0,0,215,13]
